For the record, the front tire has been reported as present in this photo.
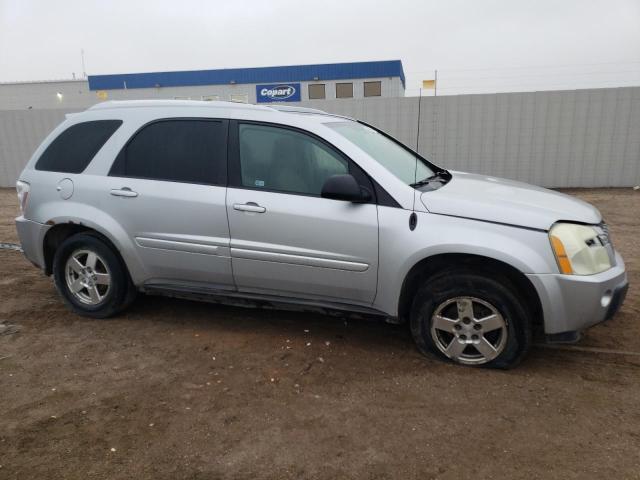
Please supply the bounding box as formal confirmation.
[52,233,135,318]
[410,270,531,369]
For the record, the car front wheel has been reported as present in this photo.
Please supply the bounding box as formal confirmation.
[410,270,531,369]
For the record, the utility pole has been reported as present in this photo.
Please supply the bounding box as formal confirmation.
[434,69,438,97]
[81,49,87,78]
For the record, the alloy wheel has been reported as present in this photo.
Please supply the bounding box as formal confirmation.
[430,296,508,365]
[65,249,111,305]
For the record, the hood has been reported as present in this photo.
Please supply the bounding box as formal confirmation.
[421,171,602,231]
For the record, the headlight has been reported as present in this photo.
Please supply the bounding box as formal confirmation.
[549,223,612,275]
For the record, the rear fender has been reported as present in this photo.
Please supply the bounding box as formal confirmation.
[35,200,147,284]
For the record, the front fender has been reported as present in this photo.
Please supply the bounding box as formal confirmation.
[374,208,558,316]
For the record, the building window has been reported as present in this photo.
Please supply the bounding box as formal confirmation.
[230,94,248,103]
[364,81,382,97]
[308,84,325,100]
[202,95,220,101]
[336,83,353,99]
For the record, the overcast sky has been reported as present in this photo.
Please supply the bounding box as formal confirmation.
[1,0,639,95]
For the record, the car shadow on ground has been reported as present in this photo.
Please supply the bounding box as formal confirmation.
[119,292,594,376]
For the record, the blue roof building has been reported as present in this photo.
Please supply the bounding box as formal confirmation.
[87,60,406,103]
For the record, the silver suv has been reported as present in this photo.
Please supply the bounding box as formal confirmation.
[14,100,628,368]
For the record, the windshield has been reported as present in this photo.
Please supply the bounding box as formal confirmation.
[326,121,435,185]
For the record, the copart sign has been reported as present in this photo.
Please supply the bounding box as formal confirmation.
[256,83,301,103]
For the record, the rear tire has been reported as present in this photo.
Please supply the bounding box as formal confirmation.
[409,270,531,369]
[52,233,135,318]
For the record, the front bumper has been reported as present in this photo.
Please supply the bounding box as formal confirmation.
[527,251,628,336]
[15,216,50,270]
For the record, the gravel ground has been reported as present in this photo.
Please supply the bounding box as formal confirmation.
[0,187,638,479]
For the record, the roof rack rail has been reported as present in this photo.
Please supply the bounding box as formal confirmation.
[268,104,355,121]
[87,99,271,111]
[268,105,328,114]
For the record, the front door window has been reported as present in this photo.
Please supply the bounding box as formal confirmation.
[238,124,348,195]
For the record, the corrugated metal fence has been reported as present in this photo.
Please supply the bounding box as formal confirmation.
[1,86,638,188]
[0,109,79,188]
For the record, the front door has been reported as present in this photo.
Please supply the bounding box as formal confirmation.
[226,121,378,305]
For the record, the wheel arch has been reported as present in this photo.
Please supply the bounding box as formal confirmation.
[33,199,150,282]
[397,253,543,329]
[42,221,137,282]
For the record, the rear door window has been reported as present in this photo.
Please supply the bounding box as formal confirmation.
[109,119,227,185]
[36,120,122,173]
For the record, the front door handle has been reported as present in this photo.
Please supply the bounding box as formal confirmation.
[110,187,138,198]
[233,202,266,213]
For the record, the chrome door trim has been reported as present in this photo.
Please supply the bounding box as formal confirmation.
[230,247,369,271]
[136,237,221,255]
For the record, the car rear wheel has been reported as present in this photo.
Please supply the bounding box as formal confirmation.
[410,270,531,369]
[53,233,135,318]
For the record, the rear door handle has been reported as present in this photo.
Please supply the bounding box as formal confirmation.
[233,202,266,213]
[110,187,138,198]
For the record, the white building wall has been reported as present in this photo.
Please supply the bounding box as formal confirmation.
[0,77,404,111]
[0,108,74,188]
[0,80,91,110]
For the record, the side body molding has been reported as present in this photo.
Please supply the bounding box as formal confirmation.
[230,247,369,272]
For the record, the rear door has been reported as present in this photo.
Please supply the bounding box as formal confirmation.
[103,118,234,289]
[226,121,379,305]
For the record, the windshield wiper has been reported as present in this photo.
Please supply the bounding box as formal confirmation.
[410,169,451,188]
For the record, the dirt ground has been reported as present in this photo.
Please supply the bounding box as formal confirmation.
[0,187,638,480]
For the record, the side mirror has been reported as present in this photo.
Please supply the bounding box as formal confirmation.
[321,174,371,203]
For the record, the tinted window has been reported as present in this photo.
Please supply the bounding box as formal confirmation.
[239,124,348,195]
[110,119,227,185]
[36,120,122,173]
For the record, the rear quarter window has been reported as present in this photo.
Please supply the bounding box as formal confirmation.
[35,120,123,173]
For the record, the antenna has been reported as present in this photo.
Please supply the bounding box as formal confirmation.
[415,87,422,152]
[412,86,423,211]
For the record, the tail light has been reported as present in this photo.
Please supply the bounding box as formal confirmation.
[16,180,30,215]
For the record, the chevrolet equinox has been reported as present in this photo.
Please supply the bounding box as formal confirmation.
[14,100,629,368]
